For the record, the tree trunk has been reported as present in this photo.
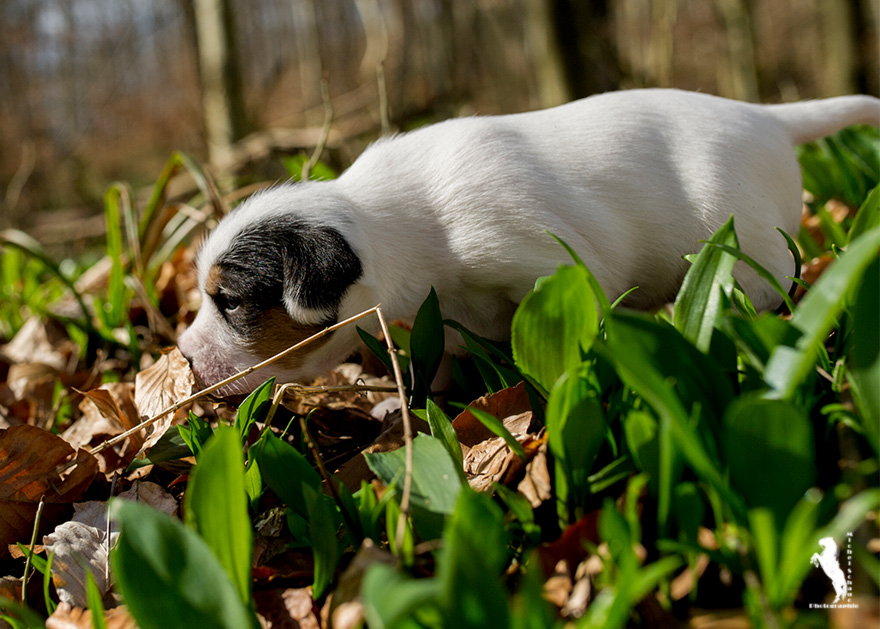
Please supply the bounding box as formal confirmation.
[714,0,760,101]
[819,0,857,96]
[192,0,249,168]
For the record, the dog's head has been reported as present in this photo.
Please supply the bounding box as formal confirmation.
[178,185,365,395]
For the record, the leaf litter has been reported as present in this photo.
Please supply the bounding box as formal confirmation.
[0,159,875,628]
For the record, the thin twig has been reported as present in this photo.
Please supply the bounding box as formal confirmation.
[83,306,380,461]
[281,383,398,396]
[21,495,46,605]
[374,306,413,553]
[302,76,333,182]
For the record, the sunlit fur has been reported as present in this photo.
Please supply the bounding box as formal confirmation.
[179,88,880,394]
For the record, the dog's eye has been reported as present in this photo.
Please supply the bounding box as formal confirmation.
[214,290,242,315]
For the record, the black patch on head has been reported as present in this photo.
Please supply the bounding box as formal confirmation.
[213,215,362,333]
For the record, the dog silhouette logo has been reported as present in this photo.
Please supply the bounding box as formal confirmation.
[810,537,848,604]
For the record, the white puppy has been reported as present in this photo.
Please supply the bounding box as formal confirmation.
[178,89,879,394]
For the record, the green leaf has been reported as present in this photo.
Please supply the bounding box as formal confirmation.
[723,398,815,526]
[512,264,599,391]
[177,412,213,460]
[765,226,880,398]
[410,288,445,405]
[700,241,796,313]
[546,231,612,313]
[438,489,510,629]
[849,185,880,242]
[85,570,107,629]
[361,563,442,629]
[674,216,739,352]
[305,487,339,599]
[110,499,255,629]
[184,426,253,609]
[597,312,744,524]
[235,377,276,439]
[421,399,463,470]
[848,258,880,451]
[545,365,605,517]
[365,435,463,515]
[255,430,322,520]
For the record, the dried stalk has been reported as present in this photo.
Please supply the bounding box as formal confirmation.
[87,305,380,458]
[374,306,414,553]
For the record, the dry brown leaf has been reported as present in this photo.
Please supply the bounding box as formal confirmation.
[117,480,177,516]
[517,438,552,507]
[0,317,70,371]
[452,381,534,454]
[452,383,534,490]
[43,500,117,608]
[0,425,98,556]
[43,481,174,609]
[134,347,195,455]
[63,383,141,472]
[46,602,138,629]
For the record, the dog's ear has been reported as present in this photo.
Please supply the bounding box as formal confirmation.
[280,223,363,325]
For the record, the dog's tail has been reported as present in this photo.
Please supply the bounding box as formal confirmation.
[763,95,880,145]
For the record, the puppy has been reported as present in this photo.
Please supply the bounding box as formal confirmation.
[178,89,880,395]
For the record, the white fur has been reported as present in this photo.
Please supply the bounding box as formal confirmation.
[179,89,880,392]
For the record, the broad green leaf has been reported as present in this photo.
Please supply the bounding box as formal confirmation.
[723,398,815,526]
[177,412,213,459]
[421,399,463,470]
[748,508,780,603]
[546,231,612,313]
[545,365,605,517]
[597,313,744,524]
[512,264,598,391]
[305,486,339,599]
[848,258,880,451]
[674,216,739,352]
[673,482,705,546]
[410,288,445,405]
[765,226,880,398]
[849,185,880,242]
[361,563,442,629]
[255,430,322,520]
[365,435,463,515]
[184,427,253,608]
[235,377,275,439]
[110,499,255,629]
[700,242,796,313]
[438,489,510,629]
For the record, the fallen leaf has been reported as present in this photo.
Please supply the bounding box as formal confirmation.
[46,601,138,629]
[0,317,70,371]
[63,383,142,472]
[452,383,534,491]
[133,347,195,455]
[43,500,117,608]
[517,438,552,507]
[0,425,98,556]
[452,381,534,453]
[43,481,175,608]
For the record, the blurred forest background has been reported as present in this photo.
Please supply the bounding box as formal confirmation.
[0,0,878,256]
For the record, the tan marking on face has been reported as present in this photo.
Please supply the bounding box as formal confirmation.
[205,264,224,297]
[248,307,330,371]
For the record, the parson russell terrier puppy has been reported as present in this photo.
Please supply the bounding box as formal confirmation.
[178,89,880,395]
